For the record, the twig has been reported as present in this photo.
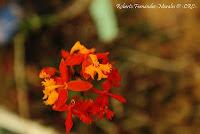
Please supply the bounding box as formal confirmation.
[14,33,29,118]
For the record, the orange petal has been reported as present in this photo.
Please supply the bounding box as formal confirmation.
[55,77,64,84]
[66,54,84,66]
[99,64,112,74]
[68,80,93,91]
[65,109,73,134]
[96,52,109,64]
[70,41,95,54]
[107,93,127,103]
[79,114,92,124]
[53,89,68,111]
[89,54,99,66]
[81,59,91,79]
[59,59,69,82]
[85,65,96,79]
[105,109,114,120]
[96,68,108,80]
[108,67,121,87]
[61,49,70,59]
[39,67,56,78]
[101,80,112,91]
[70,41,83,54]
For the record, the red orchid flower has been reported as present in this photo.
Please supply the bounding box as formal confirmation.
[91,94,114,120]
[54,97,95,134]
[39,41,126,134]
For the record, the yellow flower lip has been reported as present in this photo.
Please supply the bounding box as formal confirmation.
[41,78,62,105]
[44,90,58,105]
[42,78,57,89]
[85,54,112,81]
[41,78,69,105]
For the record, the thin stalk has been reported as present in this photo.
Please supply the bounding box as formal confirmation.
[14,33,29,118]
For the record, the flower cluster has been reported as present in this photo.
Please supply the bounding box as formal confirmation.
[39,41,126,134]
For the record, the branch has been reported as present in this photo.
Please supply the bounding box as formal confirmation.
[21,0,92,30]
[121,49,191,72]
[56,0,92,21]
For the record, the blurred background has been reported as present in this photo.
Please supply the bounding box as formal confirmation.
[0,0,199,134]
